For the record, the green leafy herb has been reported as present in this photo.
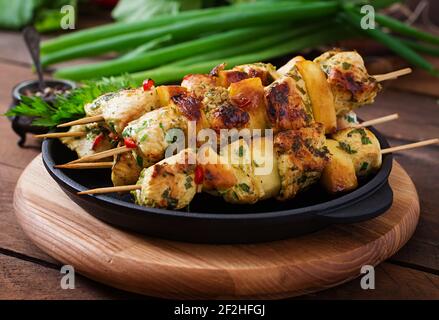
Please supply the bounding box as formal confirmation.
[140,134,149,143]
[348,128,372,145]
[342,62,352,70]
[360,162,369,171]
[337,141,357,154]
[184,176,193,190]
[136,155,143,168]
[4,75,137,127]
[296,84,307,95]
[122,126,134,138]
[238,145,245,157]
[161,188,178,208]
[345,114,356,123]
[238,183,250,193]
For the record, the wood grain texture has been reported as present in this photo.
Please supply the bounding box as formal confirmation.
[13,155,420,299]
[0,253,144,300]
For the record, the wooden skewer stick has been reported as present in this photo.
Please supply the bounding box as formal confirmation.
[355,113,399,128]
[373,68,412,82]
[34,131,86,139]
[57,115,104,128]
[78,184,141,195]
[67,114,400,168]
[68,146,131,164]
[381,138,438,155]
[55,162,113,169]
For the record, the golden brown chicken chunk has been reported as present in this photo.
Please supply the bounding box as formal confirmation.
[61,123,113,158]
[331,127,382,177]
[314,50,381,115]
[84,87,160,135]
[264,75,314,132]
[132,149,197,209]
[274,123,329,200]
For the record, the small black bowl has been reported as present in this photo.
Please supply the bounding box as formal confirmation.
[42,125,393,244]
[8,79,76,147]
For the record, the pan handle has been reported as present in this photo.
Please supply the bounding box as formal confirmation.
[318,182,393,223]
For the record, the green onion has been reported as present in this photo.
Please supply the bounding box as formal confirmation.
[54,25,291,80]
[173,22,332,67]
[41,3,268,54]
[42,2,338,66]
[115,25,347,85]
[342,9,438,75]
[375,13,439,46]
[400,39,439,57]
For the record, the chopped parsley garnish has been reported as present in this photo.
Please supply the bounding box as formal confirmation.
[345,114,356,123]
[161,188,178,208]
[108,121,116,133]
[238,145,245,157]
[184,176,193,190]
[348,128,372,145]
[290,73,301,82]
[136,155,143,168]
[338,141,357,154]
[140,134,149,143]
[238,183,250,193]
[342,62,352,70]
[122,126,133,138]
[296,84,306,95]
[360,162,369,171]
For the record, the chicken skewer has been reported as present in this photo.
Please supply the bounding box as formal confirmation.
[61,52,393,172]
[51,51,409,190]
[54,113,398,170]
[47,49,410,134]
[77,126,438,210]
[36,62,277,161]
[60,52,405,187]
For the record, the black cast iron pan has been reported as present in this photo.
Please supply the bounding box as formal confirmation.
[42,125,393,244]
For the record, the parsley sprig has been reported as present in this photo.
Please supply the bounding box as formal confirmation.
[5,76,137,127]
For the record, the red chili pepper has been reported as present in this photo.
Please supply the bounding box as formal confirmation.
[142,79,155,91]
[124,137,137,149]
[92,133,104,151]
[194,165,204,184]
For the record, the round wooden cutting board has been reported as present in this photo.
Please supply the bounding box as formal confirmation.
[14,155,420,299]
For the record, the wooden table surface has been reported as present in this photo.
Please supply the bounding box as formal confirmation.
[0,30,438,300]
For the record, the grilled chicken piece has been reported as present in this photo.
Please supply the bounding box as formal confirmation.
[200,139,264,204]
[321,127,381,193]
[131,125,328,209]
[121,104,190,169]
[336,111,360,130]
[331,127,381,177]
[264,75,314,132]
[132,149,197,209]
[182,63,276,96]
[84,87,160,134]
[274,123,329,200]
[111,149,142,186]
[181,74,218,98]
[320,139,358,193]
[60,123,113,158]
[314,50,381,115]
